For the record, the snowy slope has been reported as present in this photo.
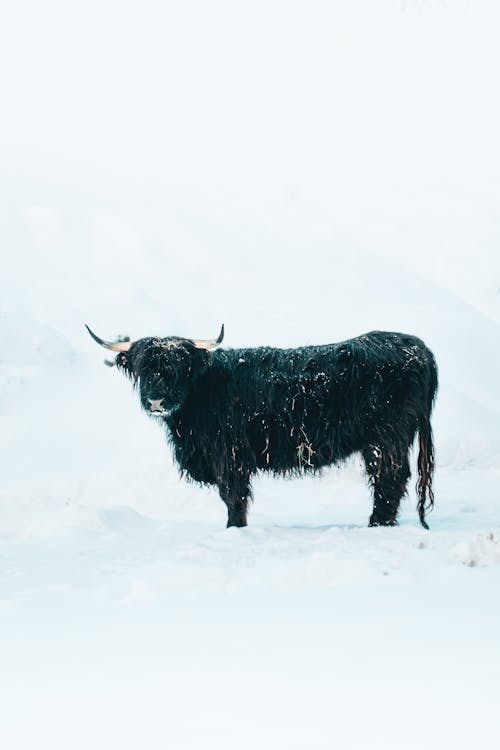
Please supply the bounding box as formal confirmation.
[1,1,500,749]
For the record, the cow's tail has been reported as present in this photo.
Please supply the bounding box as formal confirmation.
[416,350,438,530]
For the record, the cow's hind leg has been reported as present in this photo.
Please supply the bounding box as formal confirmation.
[218,476,252,528]
[362,445,410,527]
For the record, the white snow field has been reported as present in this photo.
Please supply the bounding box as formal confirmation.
[1,1,500,748]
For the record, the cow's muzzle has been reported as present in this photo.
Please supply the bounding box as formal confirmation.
[148,398,167,414]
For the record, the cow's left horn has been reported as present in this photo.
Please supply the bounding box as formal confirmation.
[85,324,132,352]
[192,324,224,350]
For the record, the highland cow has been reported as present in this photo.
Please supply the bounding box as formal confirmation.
[86,324,437,529]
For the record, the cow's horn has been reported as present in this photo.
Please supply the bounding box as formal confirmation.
[192,324,224,350]
[85,324,132,352]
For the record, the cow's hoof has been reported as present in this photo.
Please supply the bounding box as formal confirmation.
[368,518,398,527]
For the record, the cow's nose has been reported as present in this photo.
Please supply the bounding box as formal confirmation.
[148,398,164,412]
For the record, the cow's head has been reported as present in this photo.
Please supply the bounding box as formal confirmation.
[86,324,224,416]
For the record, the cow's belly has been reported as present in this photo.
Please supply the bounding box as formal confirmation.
[248,415,356,473]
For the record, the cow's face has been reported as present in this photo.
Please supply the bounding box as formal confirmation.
[120,337,212,416]
[86,324,224,417]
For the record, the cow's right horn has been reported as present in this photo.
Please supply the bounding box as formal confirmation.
[85,324,132,352]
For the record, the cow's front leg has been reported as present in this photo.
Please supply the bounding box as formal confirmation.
[227,501,247,528]
[218,477,252,528]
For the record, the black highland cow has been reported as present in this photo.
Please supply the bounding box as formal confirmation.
[86,325,438,529]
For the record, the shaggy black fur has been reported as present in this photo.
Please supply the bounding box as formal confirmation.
[102,330,438,529]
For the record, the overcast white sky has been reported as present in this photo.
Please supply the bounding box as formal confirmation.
[2,1,499,210]
[1,0,499,345]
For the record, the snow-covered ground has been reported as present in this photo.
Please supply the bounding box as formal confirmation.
[1,1,500,748]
